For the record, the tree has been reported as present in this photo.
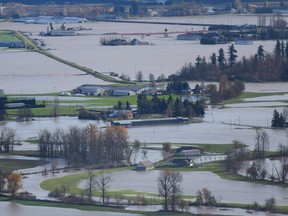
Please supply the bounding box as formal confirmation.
[158,170,171,211]
[256,45,265,62]
[129,0,139,16]
[162,142,173,160]
[17,107,33,121]
[85,170,97,203]
[157,170,183,211]
[210,52,217,65]
[228,43,238,67]
[169,171,183,211]
[253,130,269,159]
[272,143,288,183]
[274,40,281,57]
[135,70,143,82]
[217,48,226,69]
[0,97,6,121]
[195,188,217,206]
[149,73,156,87]
[224,140,246,173]
[271,109,285,127]
[0,126,16,152]
[7,172,22,199]
[96,171,112,204]
[0,170,6,192]
[265,197,276,212]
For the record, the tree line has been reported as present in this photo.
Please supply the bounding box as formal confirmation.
[137,94,205,117]
[171,41,288,82]
[38,124,130,167]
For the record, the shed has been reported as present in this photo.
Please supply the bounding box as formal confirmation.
[136,160,154,171]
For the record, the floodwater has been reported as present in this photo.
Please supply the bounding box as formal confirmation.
[0,15,284,94]
[0,202,140,216]
[1,15,288,215]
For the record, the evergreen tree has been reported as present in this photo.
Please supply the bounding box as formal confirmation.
[228,44,238,67]
[217,48,226,69]
[256,45,265,62]
[210,53,217,65]
[195,55,202,68]
[274,40,281,57]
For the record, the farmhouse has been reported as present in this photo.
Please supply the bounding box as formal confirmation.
[136,160,154,171]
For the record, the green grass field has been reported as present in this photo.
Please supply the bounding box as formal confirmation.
[0,30,21,42]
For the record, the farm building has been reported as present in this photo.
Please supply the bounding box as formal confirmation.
[74,84,156,96]
[176,146,202,156]
[136,160,154,171]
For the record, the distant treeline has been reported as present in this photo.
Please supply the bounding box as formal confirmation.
[170,40,288,82]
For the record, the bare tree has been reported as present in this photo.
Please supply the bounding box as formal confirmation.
[86,170,97,203]
[158,170,172,211]
[158,170,183,211]
[135,70,144,82]
[50,159,58,174]
[254,130,269,159]
[169,171,183,211]
[272,143,288,183]
[96,171,112,204]
[0,126,16,152]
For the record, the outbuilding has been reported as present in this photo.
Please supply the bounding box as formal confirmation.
[136,160,154,171]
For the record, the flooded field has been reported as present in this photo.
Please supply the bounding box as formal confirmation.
[0,15,283,94]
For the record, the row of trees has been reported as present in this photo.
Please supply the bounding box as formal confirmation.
[172,41,288,82]
[137,94,205,117]
[38,124,130,167]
